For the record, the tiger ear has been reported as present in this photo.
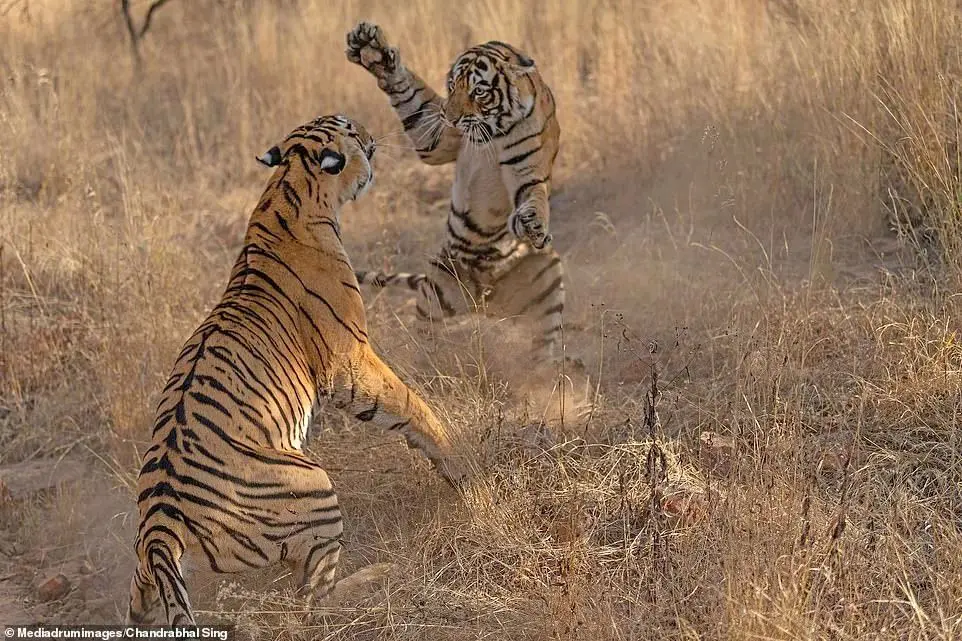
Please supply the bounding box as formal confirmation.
[319,148,346,175]
[256,145,282,167]
[509,53,536,76]
[516,53,536,72]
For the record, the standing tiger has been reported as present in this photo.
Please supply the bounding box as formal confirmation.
[125,114,466,626]
[345,22,569,362]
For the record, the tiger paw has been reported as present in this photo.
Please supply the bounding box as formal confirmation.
[508,209,552,250]
[346,22,402,82]
[435,455,470,490]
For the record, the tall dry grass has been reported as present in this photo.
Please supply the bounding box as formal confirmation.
[1,0,961,638]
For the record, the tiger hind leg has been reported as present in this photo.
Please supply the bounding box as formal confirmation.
[280,469,344,610]
[126,541,195,626]
[291,537,342,608]
[485,249,571,363]
[125,568,161,625]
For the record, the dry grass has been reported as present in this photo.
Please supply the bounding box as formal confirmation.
[2,0,962,638]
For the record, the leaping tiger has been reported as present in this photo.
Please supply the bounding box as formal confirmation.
[125,114,466,626]
[345,22,570,362]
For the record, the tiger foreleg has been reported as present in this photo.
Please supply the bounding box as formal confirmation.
[335,346,468,486]
[508,205,553,251]
[507,181,553,251]
[345,22,461,165]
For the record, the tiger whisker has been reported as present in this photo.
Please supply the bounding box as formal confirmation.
[413,114,446,150]
[374,129,410,144]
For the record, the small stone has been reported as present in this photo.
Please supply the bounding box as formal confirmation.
[661,489,708,525]
[36,574,71,602]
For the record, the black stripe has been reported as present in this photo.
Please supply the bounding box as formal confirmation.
[265,520,341,543]
[178,456,285,490]
[449,205,505,238]
[210,323,309,418]
[148,550,191,615]
[501,145,541,166]
[217,295,301,350]
[514,178,546,208]
[503,103,556,149]
[519,277,563,314]
[191,411,317,470]
[298,304,334,371]
[249,222,283,242]
[307,218,341,240]
[446,219,476,246]
[245,257,369,343]
[422,266,458,316]
[195,374,270,422]
[236,487,336,502]
[294,539,341,581]
[191,440,227,466]
[532,256,561,282]
[188,391,231,418]
[205,349,290,424]
[403,110,424,131]
[290,145,318,180]
[393,87,423,107]
[215,302,301,365]
[281,180,302,209]
[138,522,187,550]
[275,213,293,236]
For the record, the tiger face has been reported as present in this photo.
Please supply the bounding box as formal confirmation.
[442,42,537,145]
[257,114,377,204]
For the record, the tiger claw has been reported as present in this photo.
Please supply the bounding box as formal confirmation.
[510,210,552,250]
[436,457,469,490]
[531,231,552,250]
[345,22,401,80]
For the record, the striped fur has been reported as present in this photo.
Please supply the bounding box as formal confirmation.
[125,114,466,626]
[346,22,567,360]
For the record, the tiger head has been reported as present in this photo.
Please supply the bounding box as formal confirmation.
[256,114,377,205]
[442,41,538,145]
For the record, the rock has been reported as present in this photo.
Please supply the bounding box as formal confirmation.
[661,488,708,526]
[36,573,71,602]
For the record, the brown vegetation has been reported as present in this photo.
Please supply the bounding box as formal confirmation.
[1,0,960,638]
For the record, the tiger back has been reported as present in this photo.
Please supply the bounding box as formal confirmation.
[126,114,466,627]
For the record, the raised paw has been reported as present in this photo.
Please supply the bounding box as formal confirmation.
[509,209,552,250]
[346,22,401,81]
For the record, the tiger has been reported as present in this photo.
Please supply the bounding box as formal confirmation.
[125,114,467,626]
[345,22,571,363]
